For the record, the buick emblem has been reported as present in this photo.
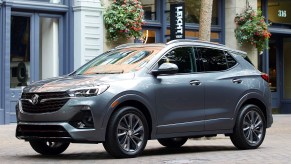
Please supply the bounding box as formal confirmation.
[31,94,39,105]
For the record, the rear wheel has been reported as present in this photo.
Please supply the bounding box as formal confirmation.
[29,141,70,155]
[103,106,149,158]
[230,104,266,149]
[158,137,188,148]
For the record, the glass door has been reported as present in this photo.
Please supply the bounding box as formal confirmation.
[269,38,280,108]
[283,37,291,99]
[9,13,63,122]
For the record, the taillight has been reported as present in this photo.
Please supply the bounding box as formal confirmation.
[261,73,269,82]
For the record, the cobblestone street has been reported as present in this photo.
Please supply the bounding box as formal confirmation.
[0,115,290,164]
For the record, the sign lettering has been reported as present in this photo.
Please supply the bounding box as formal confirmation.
[170,3,185,40]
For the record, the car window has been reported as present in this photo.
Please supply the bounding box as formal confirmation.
[74,46,164,75]
[225,52,237,68]
[158,47,195,73]
[196,47,228,72]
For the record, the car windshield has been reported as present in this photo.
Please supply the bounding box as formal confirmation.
[73,46,164,75]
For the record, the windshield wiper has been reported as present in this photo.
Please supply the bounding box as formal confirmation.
[95,70,124,74]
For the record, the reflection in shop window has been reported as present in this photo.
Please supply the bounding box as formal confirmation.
[19,0,63,4]
[143,30,156,44]
[40,17,60,80]
[140,0,156,21]
[166,0,218,25]
[10,16,31,88]
[283,38,291,98]
[166,29,219,40]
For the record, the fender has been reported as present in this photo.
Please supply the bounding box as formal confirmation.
[101,92,157,138]
[233,91,269,125]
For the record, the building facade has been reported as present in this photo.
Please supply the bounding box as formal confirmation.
[0,0,290,124]
[0,0,104,124]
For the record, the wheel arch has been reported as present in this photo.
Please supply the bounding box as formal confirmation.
[102,94,155,140]
[234,92,268,127]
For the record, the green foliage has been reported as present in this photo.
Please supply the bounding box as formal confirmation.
[104,0,144,42]
[234,7,271,52]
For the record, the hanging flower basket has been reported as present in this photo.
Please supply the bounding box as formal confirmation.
[104,0,144,42]
[234,6,271,52]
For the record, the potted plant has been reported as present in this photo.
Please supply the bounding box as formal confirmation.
[234,6,271,52]
[104,0,144,42]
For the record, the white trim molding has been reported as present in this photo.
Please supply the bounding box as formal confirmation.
[73,0,104,69]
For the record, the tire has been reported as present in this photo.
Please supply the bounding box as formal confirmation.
[29,141,70,155]
[103,106,149,158]
[230,104,266,149]
[158,137,188,148]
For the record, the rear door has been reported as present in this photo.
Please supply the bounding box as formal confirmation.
[195,48,248,131]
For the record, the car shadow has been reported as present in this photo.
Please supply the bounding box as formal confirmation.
[20,145,238,160]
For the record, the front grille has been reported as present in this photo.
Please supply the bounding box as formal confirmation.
[22,92,69,99]
[21,92,70,113]
[16,125,71,139]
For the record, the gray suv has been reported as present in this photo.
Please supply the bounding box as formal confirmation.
[16,40,273,158]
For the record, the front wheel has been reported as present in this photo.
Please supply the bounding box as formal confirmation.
[29,141,70,155]
[103,106,149,158]
[230,104,266,149]
[158,137,188,148]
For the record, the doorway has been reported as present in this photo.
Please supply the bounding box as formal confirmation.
[9,12,63,122]
[268,35,291,113]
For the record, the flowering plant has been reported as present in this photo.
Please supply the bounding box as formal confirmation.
[104,0,144,42]
[234,7,271,52]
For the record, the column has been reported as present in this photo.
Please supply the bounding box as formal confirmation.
[225,0,258,68]
[73,0,104,69]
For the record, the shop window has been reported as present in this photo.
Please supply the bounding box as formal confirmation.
[40,17,60,80]
[166,0,219,25]
[143,30,156,44]
[140,0,156,21]
[269,42,277,92]
[283,38,291,98]
[166,29,219,40]
[20,0,63,4]
[257,0,262,10]
[268,0,291,25]
[10,16,31,88]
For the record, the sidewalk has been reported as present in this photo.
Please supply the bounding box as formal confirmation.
[0,115,290,163]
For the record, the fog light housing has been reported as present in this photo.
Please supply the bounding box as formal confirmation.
[69,107,94,129]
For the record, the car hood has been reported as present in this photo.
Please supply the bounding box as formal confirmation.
[23,73,135,93]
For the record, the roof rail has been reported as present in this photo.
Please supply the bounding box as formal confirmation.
[115,43,144,49]
[166,39,226,47]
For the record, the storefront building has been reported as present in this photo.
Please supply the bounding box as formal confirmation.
[258,0,291,113]
[1,0,291,124]
[0,0,104,124]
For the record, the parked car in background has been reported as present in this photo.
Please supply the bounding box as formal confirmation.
[16,39,273,158]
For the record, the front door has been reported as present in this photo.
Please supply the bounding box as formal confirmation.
[155,47,205,134]
[9,12,63,122]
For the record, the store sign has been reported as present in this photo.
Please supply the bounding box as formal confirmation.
[170,3,185,40]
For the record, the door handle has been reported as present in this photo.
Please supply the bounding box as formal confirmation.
[190,80,201,86]
[233,79,242,84]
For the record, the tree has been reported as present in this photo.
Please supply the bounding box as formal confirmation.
[199,0,213,41]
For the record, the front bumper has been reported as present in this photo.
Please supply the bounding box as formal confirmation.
[16,96,111,142]
[16,122,105,143]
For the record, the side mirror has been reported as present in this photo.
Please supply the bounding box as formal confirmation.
[152,63,178,76]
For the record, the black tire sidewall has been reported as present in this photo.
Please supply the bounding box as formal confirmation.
[104,106,149,158]
[158,137,188,148]
[29,141,70,155]
[234,104,266,149]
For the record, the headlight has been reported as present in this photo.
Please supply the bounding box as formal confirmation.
[68,85,110,97]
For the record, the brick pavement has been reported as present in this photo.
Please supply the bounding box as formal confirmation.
[0,115,290,164]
